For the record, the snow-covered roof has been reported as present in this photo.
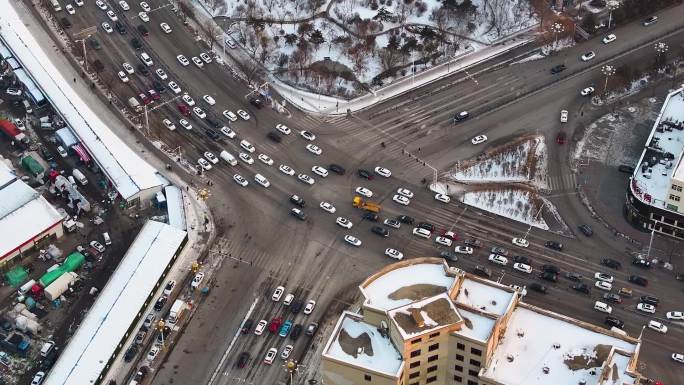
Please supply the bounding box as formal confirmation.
[44,221,187,385]
[0,179,63,259]
[164,185,186,230]
[630,88,684,210]
[387,293,461,340]
[360,261,456,311]
[0,3,163,201]
[55,128,79,149]
[603,352,638,385]
[453,307,497,343]
[480,305,638,385]
[455,278,516,316]
[13,68,45,104]
[0,161,16,188]
[323,311,403,377]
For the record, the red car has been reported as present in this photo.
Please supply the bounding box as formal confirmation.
[556,132,567,145]
[442,230,458,241]
[269,317,283,333]
[177,103,190,116]
[138,92,151,105]
[148,89,160,101]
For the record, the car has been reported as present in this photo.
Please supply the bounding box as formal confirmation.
[435,236,452,247]
[455,246,473,255]
[357,169,374,180]
[233,174,248,187]
[200,52,213,64]
[511,238,529,248]
[177,54,190,66]
[154,295,167,311]
[577,224,593,236]
[642,16,658,26]
[491,247,510,257]
[235,140,254,153]
[65,4,75,13]
[275,123,291,135]
[300,130,316,141]
[197,158,212,171]
[605,316,624,329]
[560,110,568,123]
[454,111,469,122]
[89,38,102,50]
[298,173,315,185]
[594,272,614,283]
[162,280,176,296]
[204,152,219,164]
[628,275,648,287]
[291,208,306,220]
[96,0,107,9]
[138,92,151,105]
[319,201,336,214]
[31,372,45,385]
[177,119,192,130]
[303,300,316,315]
[277,345,293,360]
[238,153,254,165]
[306,144,322,155]
[471,135,488,145]
[162,119,177,131]
[473,265,492,278]
[254,319,268,335]
[102,22,113,33]
[137,24,149,36]
[191,272,205,288]
[192,107,206,119]
[223,110,238,121]
[539,271,558,282]
[640,295,659,306]
[131,37,143,50]
[344,235,362,247]
[545,241,563,251]
[283,293,294,306]
[488,253,508,266]
[139,65,153,77]
[5,88,22,96]
[396,188,413,198]
[235,351,250,368]
[385,248,404,260]
[142,313,156,331]
[529,283,547,293]
[602,34,616,44]
[269,317,283,333]
[140,1,151,11]
[435,193,451,203]
[362,213,379,223]
[595,280,612,291]
[160,22,172,33]
[118,0,130,9]
[601,258,622,269]
[594,301,612,314]
[580,87,595,96]
[512,255,530,265]
[236,109,250,120]
[397,215,414,224]
[383,218,400,228]
[464,238,483,248]
[291,301,303,314]
[117,71,129,83]
[632,257,651,268]
[637,302,656,314]
[565,272,582,281]
[271,286,285,301]
[180,94,195,107]
[264,348,278,364]
[374,166,391,178]
[90,240,105,252]
[672,353,684,364]
[580,51,595,61]
[254,154,272,166]
[290,324,303,340]
[134,330,146,344]
[666,311,684,320]
[107,10,118,21]
[392,194,410,206]
[148,89,160,101]
[124,344,138,362]
[312,166,328,177]
[355,187,373,198]
[75,0,84,5]
[203,95,216,105]
[168,81,181,94]
[278,164,295,176]
[550,64,566,74]
[216,126,234,138]
[191,56,204,68]
[513,263,532,274]
[56,146,68,158]
[601,293,621,304]
[555,131,567,145]
[572,283,590,294]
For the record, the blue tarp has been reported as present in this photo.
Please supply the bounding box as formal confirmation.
[55,128,79,148]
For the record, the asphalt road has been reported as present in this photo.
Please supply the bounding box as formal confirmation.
[50,2,684,384]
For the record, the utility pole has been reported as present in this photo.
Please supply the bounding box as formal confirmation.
[606,0,621,30]
[601,64,616,100]
[73,26,97,72]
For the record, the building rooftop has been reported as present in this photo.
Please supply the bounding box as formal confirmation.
[0,161,15,188]
[324,311,403,376]
[630,88,684,210]
[480,305,638,385]
[360,260,456,311]
[388,293,461,340]
[453,307,497,343]
[454,277,516,316]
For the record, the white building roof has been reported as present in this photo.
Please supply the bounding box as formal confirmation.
[0,2,163,201]
[360,262,456,311]
[455,278,515,316]
[453,308,497,343]
[324,311,403,376]
[388,293,461,340]
[480,306,638,385]
[44,221,187,385]
[0,160,16,188]
[164,185,186,230]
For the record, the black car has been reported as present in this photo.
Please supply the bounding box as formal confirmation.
[290,324,302,340]
[464,238,483,248]
[618,164,635,173]
[397,215,414,224]
[605,316,624,329]
[156,326,171,343]
[363,212,379,222]
[206,117,221,128]
[642,16,658,26]
[236,352,250,368]
[513,255,531,265]
[545,241,563,251]
[205,129,220,140]
[153,296,167,311]
[241,319,254,334]
[550,64,566,74]
[541,264,560,274]
[529,283,547,293]
[290,194,305,207]
[632,258,651,268]
[629,275,648,287]
[138,64,150,76]
[291,301,303,314]
[131,37,143,50]
[453,111,469,122]
[124,345,138,362]
[439,250,458,262]
[601,258,622,269]
[578,224,593,237]
[603,293,622,304]
[571,283,590,294]
[418,222,435,232]
[539,271,558,282]
[40,146,54,162]
[250,98,264,109]
[640,295,659,306]
[135,366,149,381]
[329,164,346,175]
[358,169,374,180]
[473,265,491,278]
[152,81,165,92]
[267,131,282,142]
[291,208,306,221]
[565,272,582,281]
[115,21,126,34]
[137,24,149,36]
[371,226,389,237]
[89,38,102,50]
[60,17,72,28]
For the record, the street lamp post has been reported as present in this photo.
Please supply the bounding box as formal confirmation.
[606,0,620,30]
[654,41,669,70]
[601,64,616,99]
[550,22,564,52]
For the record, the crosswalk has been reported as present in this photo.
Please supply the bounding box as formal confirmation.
[544,174,577,192]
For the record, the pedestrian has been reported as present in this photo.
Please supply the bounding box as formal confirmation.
[73,77,76,83]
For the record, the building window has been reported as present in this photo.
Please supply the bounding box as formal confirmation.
[410,349,421,358]
[669,194,681,202]
[454,375,463,382]
[468,369,479,376]
[411,338,422,345]
[456,354,464,361]
[426,376,437,383]
[469,359,481,367]
[429,343,439,352]
[467,380,478,385]
[364,374,372,381]
[409,372,420,379]
[673,184,683,192]
[428,354,439,362]
[410,361,421,369]
[454,364,463,372]
[429,332,440,338]
[427,365,438,373]
[470,347,482,356]
[457,343,465,350]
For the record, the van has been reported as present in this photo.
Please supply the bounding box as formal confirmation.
[18,279,36,296]
[254,174,270,188]
[139,52,153,67]
[40,341,55,357]
[72,168,88,185]
[40,122,53,129]
[103,232,111,246]
[593,301,612,314]
[219,150,237,166]
[22,100,33,114]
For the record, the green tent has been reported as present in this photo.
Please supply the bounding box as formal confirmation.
[5,266,28,287]
[21,155,44,177]
[39,269,64,287]
[62,252,85,272]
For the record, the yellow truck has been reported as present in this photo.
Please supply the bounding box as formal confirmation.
[352,196,381,213]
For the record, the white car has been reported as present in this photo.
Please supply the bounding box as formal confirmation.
[119,0,129,10]
[312,166,328,177]
[192,56,204,68]
[392,194,410,206]
[122,62,134,74]
[181,95,196,107]
[102,22,113,33]
[385,248,404,260]
[298,173,315,185]
[435,193,450,203]
[637,302,656,314]
[220,126,235,138]
[513,263,532,274]
[264,348,277,365]
[193,107,206,119]
[223,110,237,121]
[204,152,218,164]
[344,235,362,247]
[397,188,413,198]
[435,236,453,247]
[163,280,176,295]
[96,0,107,9]
[595,280,612,291]
[254,320,267,335]
[197,158,212,171]
[168,81,181,94]
[580,86,595,96]
[200,52,213,64]
[580,51,595,61]
[162,119,176,131]
[594,272,614,283]
[648,320,668,333]
[279,164,295,176]
[374,166,391,178]
[160,22,172,33]
[336,217,353,229]
[32,372,46,385]
[300,130,316,141]
[471,135,487,145]
[384,218,400,228]
[272,286,285,301]
[666,311,684,320]
[233,174,248,187]
[602,34,616,44]
[140,1,151,11]
[155,68,168,80]
[258,154,273,165]
[147,346,160,361]
[306,144,322,155]
[412,227,431,239]
[237,109,250,120]
[203,95,216,105]
[672,353,684,363]
[57,146,68,158]
[90,240,106,252]
[355,187,373,198]
[117,71,129,83]
[74,0,83,6]
[177,54,190,66]
[240,140,255,153]
[179,119,192,130]
[304,300,316,314]
[455,246,473,254]
[512,238,529,248]
[107,10,118,21]
[594,301,612,314]
[254,174,270,188]
[280,345,293,360]
[319,201,336,213]
[560,110,568,123]
[65,4,75,14]
[191,272,205,288]
[276,123,290,135]
[488,253,508,266]
[239,153,254,165]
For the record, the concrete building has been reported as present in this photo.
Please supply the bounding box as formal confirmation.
[322,258,643,385]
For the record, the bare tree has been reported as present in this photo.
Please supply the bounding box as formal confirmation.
[179,0,195,21]
[199,23,222,50]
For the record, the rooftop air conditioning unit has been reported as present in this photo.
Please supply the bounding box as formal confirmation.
[553,343,561,349]
[542,367,550,374]
[579,380,587,385]
[506,355,514,362]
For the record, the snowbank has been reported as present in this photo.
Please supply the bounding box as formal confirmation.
[461,188,549,230]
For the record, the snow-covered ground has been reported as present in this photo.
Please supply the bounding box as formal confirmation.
[461,188,549,230]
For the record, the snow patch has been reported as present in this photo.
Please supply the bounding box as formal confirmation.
[461,188,549,230]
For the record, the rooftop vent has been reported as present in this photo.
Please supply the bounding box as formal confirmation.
[357,347,364,355]
[506,355,514,362]
[516,329,524,338]
[542,366,550,374]
[553,343,561,349]
[409,308,425,328]
[589,369,596,376]
[579,380,587,385]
